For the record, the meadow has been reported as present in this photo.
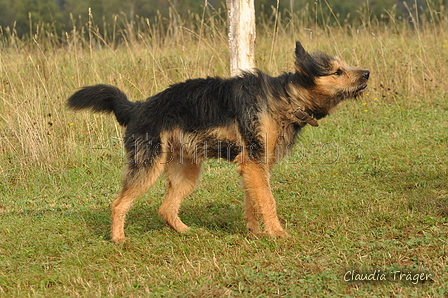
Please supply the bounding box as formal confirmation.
[0,6,447,297]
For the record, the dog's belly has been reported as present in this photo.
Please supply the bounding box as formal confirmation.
[175,139,243,162]
[159,126,244,163]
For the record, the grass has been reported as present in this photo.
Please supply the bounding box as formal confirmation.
[1,7,448,297]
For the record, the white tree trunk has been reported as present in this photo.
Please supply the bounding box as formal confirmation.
[226,0,256,77]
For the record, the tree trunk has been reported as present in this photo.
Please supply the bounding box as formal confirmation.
[226,0,256,77]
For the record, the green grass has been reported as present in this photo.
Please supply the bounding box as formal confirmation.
[1,9,448,297]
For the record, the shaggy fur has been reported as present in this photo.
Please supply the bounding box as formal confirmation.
[67,41,369,242]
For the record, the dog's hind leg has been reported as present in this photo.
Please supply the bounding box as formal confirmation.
[159,157,202,233]
[239,163,290,238]
[111,162,165,243]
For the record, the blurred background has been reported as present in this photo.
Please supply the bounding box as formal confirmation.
[0,0,441,38]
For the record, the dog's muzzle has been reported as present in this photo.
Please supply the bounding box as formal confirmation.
[362,70,370,80]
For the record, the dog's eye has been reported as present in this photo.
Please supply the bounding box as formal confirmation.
[333,69,343,76]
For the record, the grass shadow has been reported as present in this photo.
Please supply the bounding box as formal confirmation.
[181,201,244,234]
[104,200,246,238]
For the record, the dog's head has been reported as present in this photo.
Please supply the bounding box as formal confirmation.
[291,41,369,115]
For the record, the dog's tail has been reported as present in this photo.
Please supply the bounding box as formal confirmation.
[67,84,137,126]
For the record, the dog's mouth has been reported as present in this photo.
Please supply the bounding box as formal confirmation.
[356,84,368,93]
[350,84,368,99]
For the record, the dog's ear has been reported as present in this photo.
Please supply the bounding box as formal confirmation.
[295,41,309,60]
[294,41,312,73]
[293,41,317,86]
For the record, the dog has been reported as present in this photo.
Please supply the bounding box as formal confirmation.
[67,41,369,243]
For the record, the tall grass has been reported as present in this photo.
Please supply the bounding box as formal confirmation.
[1,4,446,178]
[0,3,447,296]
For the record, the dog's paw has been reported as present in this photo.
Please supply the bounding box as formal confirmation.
[267,229,291,239]
[111,236,129,244]
[246,225,261,236]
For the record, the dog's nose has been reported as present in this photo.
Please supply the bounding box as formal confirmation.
[363,70,370,80]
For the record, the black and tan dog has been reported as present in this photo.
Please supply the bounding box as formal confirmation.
[68,41,369,242]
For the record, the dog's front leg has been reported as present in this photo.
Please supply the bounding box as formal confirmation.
[243,189,261,235]
[238,163,290,238]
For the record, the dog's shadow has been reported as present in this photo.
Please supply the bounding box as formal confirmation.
[82,200,244,240]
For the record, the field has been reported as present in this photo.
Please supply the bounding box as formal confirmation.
[1,8,447,297]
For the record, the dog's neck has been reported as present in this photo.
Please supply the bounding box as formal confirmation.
[282,73,331,126]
